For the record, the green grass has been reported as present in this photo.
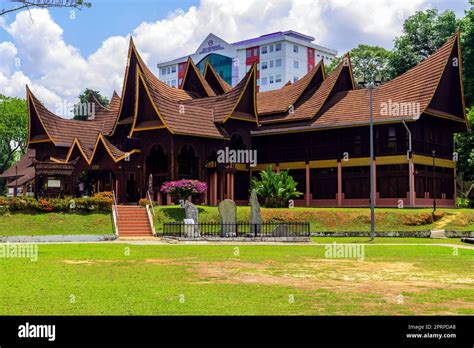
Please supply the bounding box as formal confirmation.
[153,206,474,232]
[311,237,469,244]
[0,211,113,235]
[0,243,473,315]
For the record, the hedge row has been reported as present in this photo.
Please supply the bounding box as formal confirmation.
[0,192,113,213]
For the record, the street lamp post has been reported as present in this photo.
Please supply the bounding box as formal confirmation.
[432,150,436,212]
[359,76,381,241]
[368,84,375,241]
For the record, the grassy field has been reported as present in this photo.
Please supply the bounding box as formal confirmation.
[153,206,474,232]
[0,211,113,235]
[0,243,473,315]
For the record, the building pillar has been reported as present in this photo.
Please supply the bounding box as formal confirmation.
[373,160,377,207]
[166,194,172,205]
[229,172,234,201]
[213,171,218,205]
[409,158,415,207]
[305,162,310,207]
[453,167,457,204]
[337,160,342,207]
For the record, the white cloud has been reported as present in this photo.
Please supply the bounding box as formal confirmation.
[0,0,446,116]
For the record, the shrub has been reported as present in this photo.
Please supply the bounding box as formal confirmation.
[251,166,303,208]
[0,196,8,206]
[38,199,53,212]
[161,180,207,203]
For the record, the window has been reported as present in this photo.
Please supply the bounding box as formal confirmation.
[167,67,171,74]
[161,68,166,75]
[261,77,267,85]
[171,79,176,87]
[246,50,251,58]
[276,74,282,83]
[261,61,268,70]
[294,60,299,69]
[275,43,281,51]
[254,48,258,56]
[293,76,299,82]
[275,58,282,67]
[269,60,274,68]
[261,46,268,54]
[256,78,260,86]
[293,44,299,53]
[269,76,274,84]
[171,66,176,73]
[270,45,274,53]
[178,64,185,72]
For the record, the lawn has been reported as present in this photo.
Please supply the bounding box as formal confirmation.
[0,211,113,235]
[153,206,474,233]
[1,243,473,315]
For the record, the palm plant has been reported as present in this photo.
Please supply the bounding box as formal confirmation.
[251,166,302,208]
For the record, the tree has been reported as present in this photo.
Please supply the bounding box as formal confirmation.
[455,107,474,181]
[251,166,302,208]
[460,4,474,106]
[389,8,459,78]
[73,88,109,121]
[326,45,392,86]
[0,95,28,174]
[1,0,91,16]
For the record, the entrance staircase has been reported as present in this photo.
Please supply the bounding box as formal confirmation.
[115,205,155,238]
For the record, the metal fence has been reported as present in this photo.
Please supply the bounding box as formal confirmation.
[161,222,310,238]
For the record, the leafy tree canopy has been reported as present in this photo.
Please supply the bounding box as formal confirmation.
[73,88,109,121]
[326,45,392,86]
[0,95,28,174]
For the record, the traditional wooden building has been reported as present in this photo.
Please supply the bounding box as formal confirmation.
[9,31,469,207]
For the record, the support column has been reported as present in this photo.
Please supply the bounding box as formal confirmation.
[373,160,377,207]
[229,172,234,201]
[337,160,342,207]
[409,158,415,207]
[305,162,310,207]
[453,167,457,204]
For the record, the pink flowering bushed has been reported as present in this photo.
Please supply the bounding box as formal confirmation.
[161,179,207,202]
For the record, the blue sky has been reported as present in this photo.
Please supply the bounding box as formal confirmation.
[0,0,471,115]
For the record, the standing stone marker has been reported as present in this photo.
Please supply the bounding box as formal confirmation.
[184,201,200,237]
[249,189,262,236]
[218,199,237,237]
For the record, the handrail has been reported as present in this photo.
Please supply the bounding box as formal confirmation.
[146,190,155,216]
[112,190,119,236]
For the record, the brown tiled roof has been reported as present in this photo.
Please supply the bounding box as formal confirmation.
[203,61,232,94]
[257,60,325,115]
[259,57,353,124]
[138,68,228,138]
[179,64,258,124]
[6,166,34,187]
[89,91,121,135]
[253,33,464,135]
[0,149,35,178]
[27,87,103,147]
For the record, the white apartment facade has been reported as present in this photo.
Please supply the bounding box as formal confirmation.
[157,30,337,92]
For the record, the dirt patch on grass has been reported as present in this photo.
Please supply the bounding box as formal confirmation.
[62,259,136,265]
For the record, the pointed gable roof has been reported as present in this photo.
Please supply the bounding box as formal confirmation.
[257,59,326,115]
[180,57,216,97]
[179,63,258,124]
[203,61,232,95]
[259,55,354,124]
[87,91,121,135]
[253,32,468,135]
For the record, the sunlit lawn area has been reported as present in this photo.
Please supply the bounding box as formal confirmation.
[0,211,113,235]
[1,243,473,315]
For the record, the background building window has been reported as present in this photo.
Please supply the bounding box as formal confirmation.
[293,44,299,53]
[161,68,166,75]
[275,74,282,83]
[275,43,281,51]
[275,58,282,67]
[269,76,274,84]
[254,48,258,56]
[270,45,274,52]
[171,66,176,73]
[294,60,299,69]
[269,60,274,68]
[261,61,268,70]
[261,77,267,85]
[246,50,251,58]
[293,76,299,82]
[261,46,267,54]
